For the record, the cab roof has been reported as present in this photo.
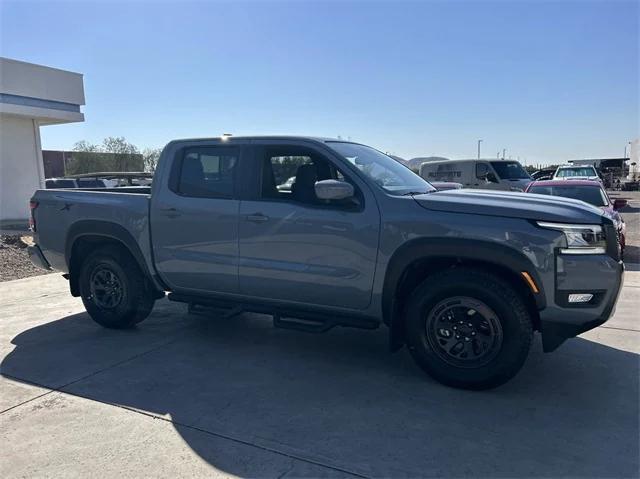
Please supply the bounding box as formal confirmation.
[169,135,350,144]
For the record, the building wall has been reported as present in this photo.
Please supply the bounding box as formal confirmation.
[0,58,85,108]
[629,138,640,181]
[0,58,84,226]
[0,115,44,225]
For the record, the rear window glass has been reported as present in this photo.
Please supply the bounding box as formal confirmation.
[555,167,597,178]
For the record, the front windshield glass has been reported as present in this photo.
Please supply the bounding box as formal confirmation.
[528,185,607,207]
[328,142,435,195]
[490,161,531,179]
[556,166,597,177]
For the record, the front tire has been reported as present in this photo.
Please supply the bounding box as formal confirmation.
[79,246,155,328]
[405,268,533,390]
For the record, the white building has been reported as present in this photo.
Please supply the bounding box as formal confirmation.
[628,138,640,181]
[0,58,85,227]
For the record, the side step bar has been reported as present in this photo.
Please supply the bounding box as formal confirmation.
[168,293,379,334]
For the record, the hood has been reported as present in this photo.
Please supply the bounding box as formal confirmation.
[413,189,606,224]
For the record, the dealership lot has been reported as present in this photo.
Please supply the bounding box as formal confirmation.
[1,263,639,477]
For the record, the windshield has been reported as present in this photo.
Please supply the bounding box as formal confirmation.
[555,166,597,178]
[490,161,531,179]
[328,142,435,195]
[528,185,608,207]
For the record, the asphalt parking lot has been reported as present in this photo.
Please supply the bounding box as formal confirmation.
[1,197,639,478]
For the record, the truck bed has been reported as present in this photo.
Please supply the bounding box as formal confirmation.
[32,188,154,274]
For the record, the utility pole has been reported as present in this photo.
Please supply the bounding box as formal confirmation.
[477,139,483,160]
[625,141,631,158]
[502,148,506,160]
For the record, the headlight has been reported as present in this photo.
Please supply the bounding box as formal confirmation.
[537,222,606,254]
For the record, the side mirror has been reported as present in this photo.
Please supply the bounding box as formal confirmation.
[613,198,627,210]
[315,179,354,200]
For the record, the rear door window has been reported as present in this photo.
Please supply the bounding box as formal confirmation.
[175,147,239,198]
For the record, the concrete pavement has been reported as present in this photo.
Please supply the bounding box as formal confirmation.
[1,272,638,478]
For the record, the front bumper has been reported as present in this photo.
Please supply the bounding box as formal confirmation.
[27,244,52,271]
[539,254,624,352]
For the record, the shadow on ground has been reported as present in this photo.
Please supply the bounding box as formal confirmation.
[620,204,640,214]
[2,308,639,477]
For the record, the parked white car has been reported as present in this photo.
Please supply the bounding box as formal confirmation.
[552,165,601,182]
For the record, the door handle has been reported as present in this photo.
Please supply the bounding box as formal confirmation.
[246,213,269,223]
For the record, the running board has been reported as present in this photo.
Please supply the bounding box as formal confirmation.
[168,293,379,333]
[273,314,334,333]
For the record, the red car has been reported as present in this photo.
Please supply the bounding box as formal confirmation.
[525,180,628,254]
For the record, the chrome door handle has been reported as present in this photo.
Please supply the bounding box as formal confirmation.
[246,213,269,223]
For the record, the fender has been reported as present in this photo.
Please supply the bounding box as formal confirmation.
[65,220,166,295]
[382,237,546,327]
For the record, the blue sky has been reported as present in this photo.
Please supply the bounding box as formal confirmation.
[1,0,637,165]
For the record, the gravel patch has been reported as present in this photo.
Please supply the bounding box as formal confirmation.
[0,235,53,282]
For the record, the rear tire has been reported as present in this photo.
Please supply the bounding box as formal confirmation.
[405,268,533,390]
[79,246,155,328]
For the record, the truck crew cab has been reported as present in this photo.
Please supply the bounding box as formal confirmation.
[29,136,624,389]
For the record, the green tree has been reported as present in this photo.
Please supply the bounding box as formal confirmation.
[72,140,100,152]
[66,137,144,174]
[102,137,140,171]
[66,141,105,174]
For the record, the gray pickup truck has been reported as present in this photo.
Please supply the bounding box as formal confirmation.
[29,136,624,389]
